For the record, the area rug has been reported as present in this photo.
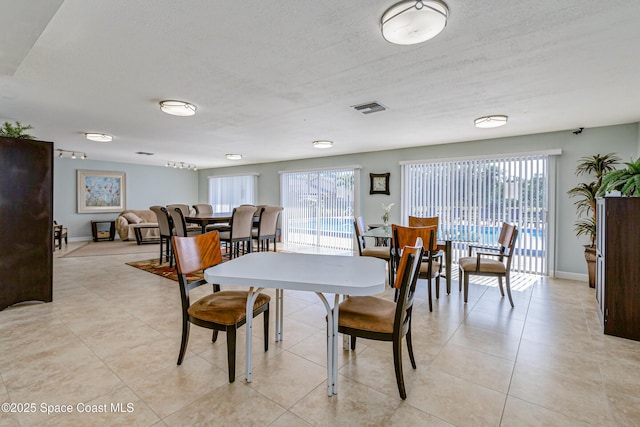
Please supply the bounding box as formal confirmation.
[126,258,204,282]
[60,241,159,258]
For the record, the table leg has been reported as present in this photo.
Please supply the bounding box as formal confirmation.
[275,289,283,341]
[315,292,335,396]
[445,240,452,294]
[332,294,339,395]
[245,286,264,383]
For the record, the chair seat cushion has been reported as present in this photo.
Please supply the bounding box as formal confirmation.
[362,246,391,260]
[419,258,441,278]
[188,291,270,325]
[338,296,395,334]
[458,256,506,274]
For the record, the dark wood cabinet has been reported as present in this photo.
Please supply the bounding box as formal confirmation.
[0,136,53,311]
[596,197,640,341]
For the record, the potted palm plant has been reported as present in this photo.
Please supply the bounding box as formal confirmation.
[597,157,640,197]
[567,153,619,287]
[0,121,34,139]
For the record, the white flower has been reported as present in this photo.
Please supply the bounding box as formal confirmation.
[381,203,394,213]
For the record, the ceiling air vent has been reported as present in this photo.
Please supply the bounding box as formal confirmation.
[352,102,386,114]
[135,151,154,156]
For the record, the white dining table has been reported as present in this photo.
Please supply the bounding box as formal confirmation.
[204,251,387,396]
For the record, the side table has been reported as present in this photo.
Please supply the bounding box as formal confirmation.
[91,220,115,242]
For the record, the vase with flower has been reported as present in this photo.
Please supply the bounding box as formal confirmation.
[381,203,394,226]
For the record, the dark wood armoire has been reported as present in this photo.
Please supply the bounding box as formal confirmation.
[0,136,53,311]
[595,197,640,341]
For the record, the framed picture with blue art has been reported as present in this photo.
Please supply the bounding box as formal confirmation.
[77,169,126,213]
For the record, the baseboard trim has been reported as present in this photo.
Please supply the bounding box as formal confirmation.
[555,271,588,282]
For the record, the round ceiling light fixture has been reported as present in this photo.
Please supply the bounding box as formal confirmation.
[474,115,509,128]
[226,154,243,160]
[159,100,197,116]
[381,0,449,45]
[312,140,334,149]
[85,133,113,142]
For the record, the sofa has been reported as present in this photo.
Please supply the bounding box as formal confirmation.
[115,209,159,241]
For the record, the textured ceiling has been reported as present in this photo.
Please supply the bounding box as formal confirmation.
[1,0,639,168]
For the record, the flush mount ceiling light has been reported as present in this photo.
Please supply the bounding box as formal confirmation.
[159,100,197,116]
[226,154,243,160]
[85,133,113,142]
[312,140,334,149]
[474,115,509,128]
[381,0,449,45]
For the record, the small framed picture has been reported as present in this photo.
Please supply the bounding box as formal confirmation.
[369,172,390,195]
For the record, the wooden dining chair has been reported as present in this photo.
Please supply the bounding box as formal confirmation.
[172,231,270,383]
[458,222,519,307]
[168,206,200,238]
[53,220,67,250]
[354,216,393,285]
[337,238,424,400]
[392,224,443,311]
[407,216,446,298]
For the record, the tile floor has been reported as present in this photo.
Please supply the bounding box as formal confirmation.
[1,242,639,426]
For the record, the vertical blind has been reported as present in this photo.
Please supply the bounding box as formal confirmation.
[401,154,548,275]
[208,174,257,212]
[280,167,357,251]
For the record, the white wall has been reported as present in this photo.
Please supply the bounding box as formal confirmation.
[54,158,198,239]
[198,123,639,278]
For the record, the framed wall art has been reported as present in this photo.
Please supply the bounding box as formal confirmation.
[369,172,390,195]
[77,169,126,213]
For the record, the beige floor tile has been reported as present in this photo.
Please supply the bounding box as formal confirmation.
[607,391,640,427]
[405,369,506,427]
[509,360,614,425]
[162,384,286,426]
[431,343,514,393]
[289,375,401,426]
[387,404,455,426]
[449,324,521,360]
[501,396,592,426]
[268,410,312,427]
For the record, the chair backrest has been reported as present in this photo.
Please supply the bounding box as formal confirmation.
[393,240,424,337]
[353,216,368,253]
[408,216,438,228]
[167,204,191,218]
[496,223,518,269]
[256,206,283,237]
[392,224,438,253]
[172,231,224,306]
[230,205,258,239]
[169,206,189,237]
[193,204,213,215]
[150,205,173,237]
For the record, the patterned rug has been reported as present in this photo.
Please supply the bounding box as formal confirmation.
[126,258,205,282]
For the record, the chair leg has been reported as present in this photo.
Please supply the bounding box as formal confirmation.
[212,330,218,343]
[226,326,237,383]
[159,236,164,263]
[497,277,505,296]
[435,275,440,299]
[177,317,190,365]
[427,278,433,312]
[263,306,269,352]
[406,324,417,369]
[392,338,407,400]
[463,272,469,303]
[505,275,514,307]
[459,267,463,292]
[350,336,357,350]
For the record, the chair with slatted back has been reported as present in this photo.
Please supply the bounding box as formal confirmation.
[168,206,200,238]
[458,222,518,307]
[337,238,424,400]
[172,231,270,383]
[392,224,443,312]
[167,204,201,233]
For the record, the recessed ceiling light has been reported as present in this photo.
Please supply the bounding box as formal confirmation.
[226,154,243,160]
[85,133,113,142]
[474,115,508,128]
[312,140,334,149]
[159,100,197,116]
[381,0,449,45]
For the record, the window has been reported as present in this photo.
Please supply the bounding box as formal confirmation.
[401,154,551,275]
[208,174,257,212]
[280,167,359,251]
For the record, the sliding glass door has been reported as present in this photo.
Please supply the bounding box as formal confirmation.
[401,154,549,275]
[280,167,358,251]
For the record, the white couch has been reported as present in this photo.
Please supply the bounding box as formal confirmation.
[115,209,160,241]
